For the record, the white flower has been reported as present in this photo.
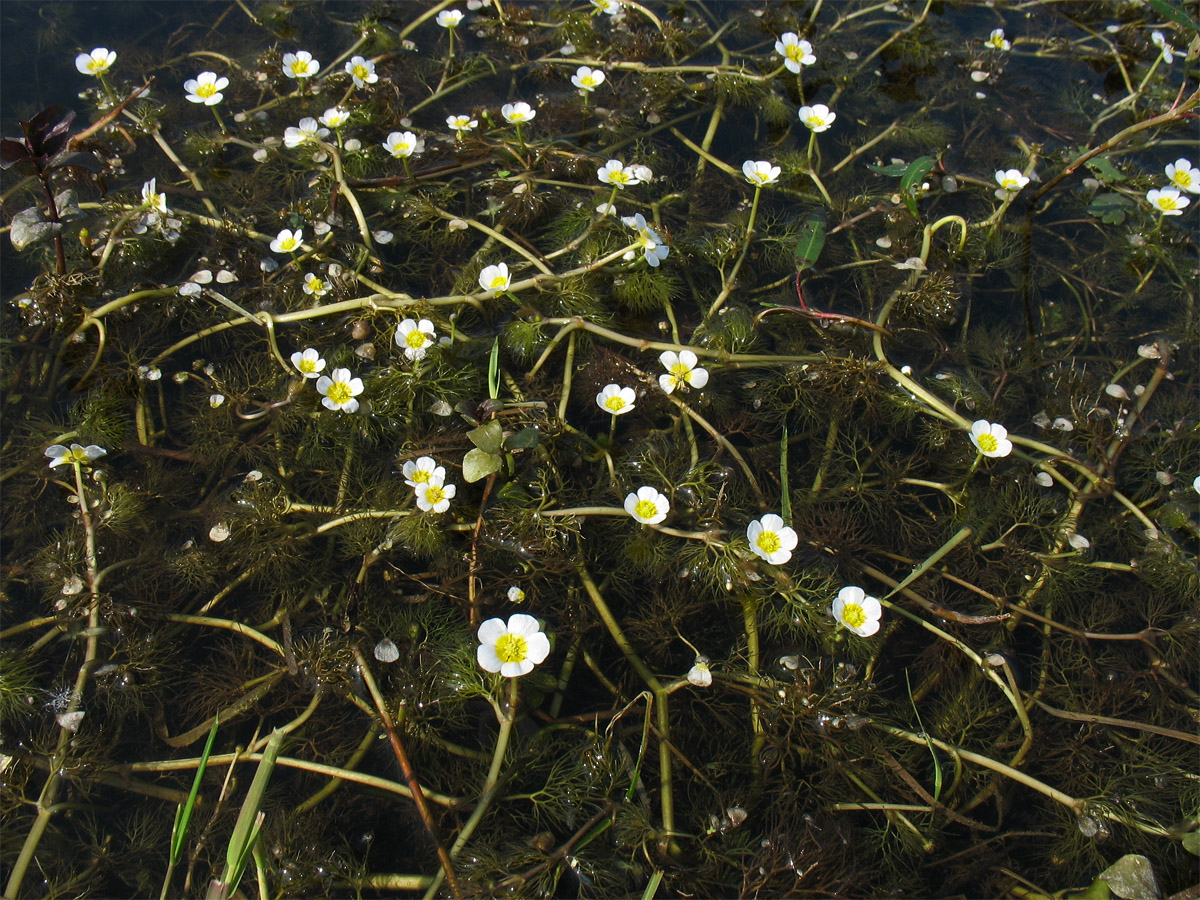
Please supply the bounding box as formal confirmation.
[797,103,836,132]
[1165,158,1200,194]
[595,202,618,216]
[597,159,640,188]
[591,0,622,15]
[291,347,327,378]
[742,160,780,187]
[501,102,536,124]
[403,456,446,488]
[283,117,330,148]
[507,586,525,603]
[76,47,116,76]
[476,614,550,678]
[415,479,456,513]
[572,65,606,92]
[597,383,636,415]
[301,273,329,297]
[1193,474,1200,495]
[184,71,229,106]
[316,368,364,413]
[1146,187,1190,216]
[319,106,351,128]
[436,9,464,27]
[985,28,1011,51]
[345,56,377,88]
[478,262,512,293]
[622,213,669,267]
[141,179,168,214]
[831,586,882,637]
[383,131,423,159]
[1151,30,1175,64]
[447,114,478,133]
[624,486,669,525]
[270,228,303,253]
[994,168,1029,195]
[969,419,1013,458]
[282,50,319,80]
[395,318,437,361]
[45,443,107,468]
[209,394,226,408]
[775,33,815,73]
[687,656,713,687]
[138,365,162,381]
[746,514,798,565]
[657,350,708,394]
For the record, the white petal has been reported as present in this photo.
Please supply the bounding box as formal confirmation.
[838,585,865,605]
[477,617,508,643]
[477,644,503,672]
[525,632,551,664]
[507,613,541,636]
[686,367,709,389]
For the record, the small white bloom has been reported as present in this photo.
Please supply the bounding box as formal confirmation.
[478,262,511,293]
[746,514,798,565]
[507,585,525,603]
[624,485,669,525]
[501,102,536,124]
[415,479,456,513]
[476,614,550,677]
[1146,187,1189,216]
[1151,30,1175,64]
[395,318,437,361]
[315,367,364,413]
[775,33,816,73]
[969,419,1013,458]
[374,638,400,663]
[344,55,377,89]
[45,444,107,468]
[687,656,713,687]
[591,0,622,15]
[184,71,229,106]
[985,28,1011,51]
[572,65,606,92]
[1035,472,1054,487]
[76,47,116,76]
[832,586,882,637]
[291,347,326,378]
[1193,474,1200,495]
[436,9,464,27]
[994,168,1029,194]
[141,179,169,215]
[402,456,446,488]
[301,273,329,297]
[283,117,330,148]
[270,228,303,253]
[597,383,636,415]
[597,159,640,188]
[595,202,618,216]
[798,103,836,132]
[383,131,424,159]
[1066,532,1090,551]
[1164,159,1199,194]
[282,50,319,80]
[447,114,478,134]
[209,393,226,408]
[657,350,708,394]
[622,213,669,267]
[138,365,162,381]
[319,106,351,128]
[742,160,780,187]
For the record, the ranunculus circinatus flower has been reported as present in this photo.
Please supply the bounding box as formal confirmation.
[477,614,550,677]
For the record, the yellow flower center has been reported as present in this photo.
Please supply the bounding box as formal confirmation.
[405,330,428,349]
[786,45,804,62]
[307,277,325,293]
[670,362,691,380]
[196,82,217,99]
[291,61,309,76]
[425,485,446,504]
[1174,171,1193,188]
[805,115,823,128]
[298,358,318,374]
[1002,178,1020,191]
[1157,196,1179,211]
[842,603,867,629]
[604,396,627,412]
[494,633,528,664]
[609,170,630,184]
[88,58,108,73]
[634,499,658,520]
[410,469,431,484]
[976,433,998,453]
[756,531,781,554]
[326,381,353,404]
[581,76,597,87]
[490,275,508,289]
[280,237,298,251]
[353,65,369,81]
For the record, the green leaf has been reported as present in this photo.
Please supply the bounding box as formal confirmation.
[1098,854,1159,900]
[1148,0,1199,32]
[171,716,219,865]
[900,156,935,195]
[503,426,540,451]
[487,337,501,401]
[462,448,501,482]
[1086,192,1135,225]
[1084,155,1125,183]
[866,161,910,177]
[219,729,284,899]
[467,419,504,454]
[1181,830,1200,856]
[793,211,826,272]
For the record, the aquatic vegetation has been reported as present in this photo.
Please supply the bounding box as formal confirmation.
[1,0,1197,897]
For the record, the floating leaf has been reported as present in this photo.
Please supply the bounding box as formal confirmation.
[504,426,540,451]
[1084,155,1125,183]
[467,419,504,454]
[900,156,935,195]
[1087,192,1135,225]
[1098,854,1159,900]
[9,207,63,251]
[866,161,910,177]
[793,211,826,272]
[462,447,501,483]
